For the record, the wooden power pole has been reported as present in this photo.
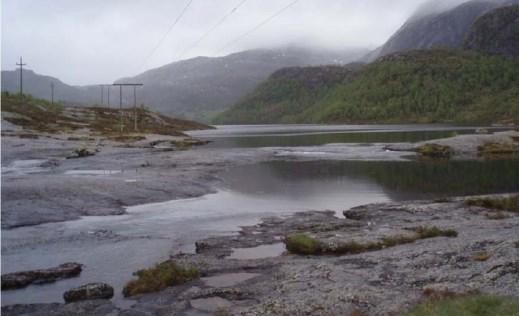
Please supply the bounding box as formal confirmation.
[50,82,55,104]
[16,57,27,95]
[112,83,143,133]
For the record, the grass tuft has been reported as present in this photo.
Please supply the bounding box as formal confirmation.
[466,195,519,213]
[404,294,519,316]
[471,251,492,262]
[122,261,199,297]
[415,226,458,238]
[485,212,509,220]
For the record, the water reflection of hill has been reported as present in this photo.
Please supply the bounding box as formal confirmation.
[222,159,519,202]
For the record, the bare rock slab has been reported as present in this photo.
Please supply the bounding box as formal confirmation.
[63,283,114,303]
[1,262,82,290]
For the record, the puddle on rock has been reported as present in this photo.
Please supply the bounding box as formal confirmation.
[64,170,122,176]
[227,243,285,260]
[201,272,261,288]
[2,159,48,175]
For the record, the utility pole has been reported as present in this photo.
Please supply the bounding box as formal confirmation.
[134,86,140,131]
[106,85,110,107]
[113,83,143,133]
[119,85,123,132]
[50,82,54,104]
[100,85,104,105]
[16,57,27,95]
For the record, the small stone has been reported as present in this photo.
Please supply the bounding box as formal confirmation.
[63,283,114,303]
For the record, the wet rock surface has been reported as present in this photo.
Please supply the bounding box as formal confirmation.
[4,197,517,315]
[1,263,82,290]
[63,283,114,303]
[387,130,519,158]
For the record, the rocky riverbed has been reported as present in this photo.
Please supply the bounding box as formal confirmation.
[3,196,518,315]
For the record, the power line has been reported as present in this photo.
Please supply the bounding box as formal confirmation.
[216,0,300,54]
[177,0,248,59]
[138,0,194,71]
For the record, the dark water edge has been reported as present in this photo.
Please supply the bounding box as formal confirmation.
[190,124,506,148]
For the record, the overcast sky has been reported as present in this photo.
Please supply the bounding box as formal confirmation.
[2,0,458,85]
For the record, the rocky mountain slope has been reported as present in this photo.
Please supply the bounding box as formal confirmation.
[215,49,519,125]
[116,47,367,122]
[464,4,519,58]
[1,69,98,106]
[364,0,519,61]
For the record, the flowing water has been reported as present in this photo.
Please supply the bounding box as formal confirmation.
[2,124,518,307]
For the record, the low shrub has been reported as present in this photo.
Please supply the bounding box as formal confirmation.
[284,233,322,255]
[122,261,199,297]
[416,144,453,158]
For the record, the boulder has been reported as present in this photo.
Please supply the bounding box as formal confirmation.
[66,148,96,159]
[63,283,114,303]
[2,263,82,290]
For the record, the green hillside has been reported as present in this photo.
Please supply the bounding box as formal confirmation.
[214,49,519,125]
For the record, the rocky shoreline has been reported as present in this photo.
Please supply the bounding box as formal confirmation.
[2,128,519,315]
[3,195,518,315]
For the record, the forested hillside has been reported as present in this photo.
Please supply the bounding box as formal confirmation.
[215,50,519,125]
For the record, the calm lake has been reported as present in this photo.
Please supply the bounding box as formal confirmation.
[2,124,519,307]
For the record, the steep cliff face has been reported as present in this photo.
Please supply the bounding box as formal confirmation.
[464,4,519,58]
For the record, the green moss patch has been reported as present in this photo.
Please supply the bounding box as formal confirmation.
[285,226,457,256]
[478,142,519,156]
[404,294,519,316]
[122,261,199,297]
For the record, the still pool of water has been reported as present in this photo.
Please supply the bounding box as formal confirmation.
[2,125,518,308]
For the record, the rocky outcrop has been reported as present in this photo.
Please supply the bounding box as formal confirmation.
[464,4,519,58]
[1,263,82,290]
[2,196,518,315]
[63,283,114,303]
